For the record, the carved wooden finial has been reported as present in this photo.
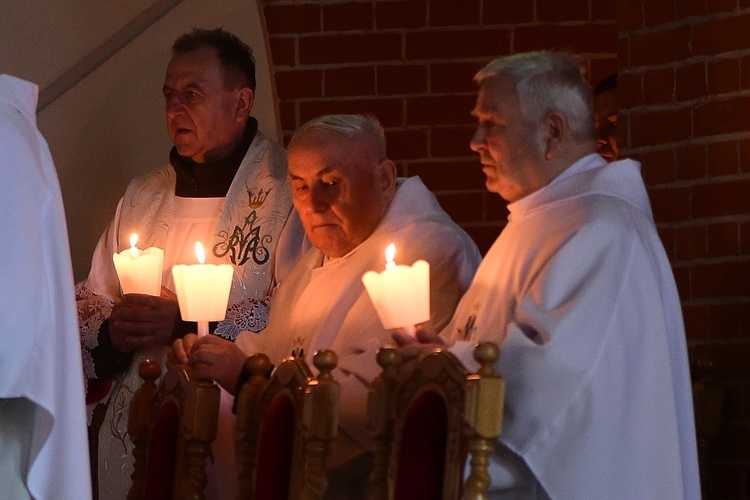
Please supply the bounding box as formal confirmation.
[376,345,402,369]
[313,350,338,380]
[245,353,272,378]
[473,342,499,376]
[138,359,161,382]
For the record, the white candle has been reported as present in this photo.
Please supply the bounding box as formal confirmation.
[362,243,430,335]
[112,233,164,296]
[171,242,233,337]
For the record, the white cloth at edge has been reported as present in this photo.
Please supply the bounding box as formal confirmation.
[445,153,701,499]
[236,176,482,467]
[0,74,92,500]
[78,128,302,500]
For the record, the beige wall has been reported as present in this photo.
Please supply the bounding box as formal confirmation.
[0,0,279,281]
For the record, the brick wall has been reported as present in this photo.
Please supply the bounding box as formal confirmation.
[619,1,750,496]
[260,0,617,254]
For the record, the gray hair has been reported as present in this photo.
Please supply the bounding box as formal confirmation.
[289,114,387,160]
[475,51,596,142]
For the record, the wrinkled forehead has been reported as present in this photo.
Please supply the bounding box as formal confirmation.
[289,129,379,176]
[473,75,523,118]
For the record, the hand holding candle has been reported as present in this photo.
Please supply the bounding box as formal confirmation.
[112,233,164,296]
[172,242,233,337]
[362,243,430,335]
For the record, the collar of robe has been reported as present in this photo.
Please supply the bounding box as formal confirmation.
[171,117,258,198]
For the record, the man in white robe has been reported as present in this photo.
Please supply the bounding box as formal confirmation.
[76,29,302,499]
[0,74,92,499]
[398,52,700,499]
[173,114,481,492]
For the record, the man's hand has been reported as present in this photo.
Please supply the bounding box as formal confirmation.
[170,335,247,394]
[109,287,180,353]
[392,326,445,360]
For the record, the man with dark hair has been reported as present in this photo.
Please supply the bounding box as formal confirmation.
[593,72,619,162]
[76,27,301,498]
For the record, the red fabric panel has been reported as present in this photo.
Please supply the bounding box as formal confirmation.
[394,391,448,500]
[85,377,112,405]
[254,394,295,500]
[144,400,179,500]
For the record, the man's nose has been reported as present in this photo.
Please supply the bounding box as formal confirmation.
[309,183,330,212]
[165,95,186,116]
[470,128,485,152]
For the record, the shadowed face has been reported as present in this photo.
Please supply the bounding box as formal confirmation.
[163,47,252,163]
[594,88,618,162]
[288,129,394,259]
[470,75,547,203]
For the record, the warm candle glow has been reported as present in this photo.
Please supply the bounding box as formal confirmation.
[172,241,233,337]
[362,243,430,334]
[113,234,164,296]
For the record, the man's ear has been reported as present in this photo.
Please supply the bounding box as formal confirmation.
[235,87,254,121]
[378,159,398,196]
[543,112,565,160]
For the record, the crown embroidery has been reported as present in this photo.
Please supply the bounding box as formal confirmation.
[248,187,272,208]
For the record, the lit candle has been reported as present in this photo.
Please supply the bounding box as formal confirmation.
[171,242,233,337]
[362,243,430,335]
[112,233,164,296]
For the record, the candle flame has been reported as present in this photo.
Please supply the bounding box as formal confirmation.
[385,243,396,265]
[130,233,138,248]
[195,241,205,264]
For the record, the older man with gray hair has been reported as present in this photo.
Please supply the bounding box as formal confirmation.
[398,51,700,499]
[173,113,481,495]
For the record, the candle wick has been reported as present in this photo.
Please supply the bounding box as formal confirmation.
[385,261,396,270]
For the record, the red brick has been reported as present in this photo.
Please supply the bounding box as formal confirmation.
[406,94,477,126]
[708,58,741,95]
[618,71,643,109]
[483,0,534,24]
[629,26,692,66]
[694,96,750,137]
[742,221,750,254]
[406,29,511,60]
[592,0,617,21]
[692,261,750,298]
[642,148,677,185]
[709,303,744,338]
[648,185,691,222]
[706,140,739,176]
[377,65,428,95]
[375,0,427,30]
[264,4,321,35]
[299,33,402,65]
[537,0,589,22]
[384,129,428,161]
[409,160,485,191]
[299,98,404,128]
[693,13,750,56]
[325,66,376,97]
[707,0,742,14]
[741,55,750,89]
[675,224,708,260]
[275,70,323,100]
[644,0,675,26]
[643,67,675,105]
[268,37,295,68]
[630,106,692,147]
[676,143,707,180]
[617,0,643,31]
[683,304,710,340]
[323,2,372,31]
[514,24,617,54]
[708,221,740,258]
[435,192,484,223]
[431,125,476,158]
[429,0,480,27]
[676,0,708,18]
[278,101,296,132]
[740,138,750,172]
[692,179,750,218]
[676,62,707,102]
[431,62,483,93]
